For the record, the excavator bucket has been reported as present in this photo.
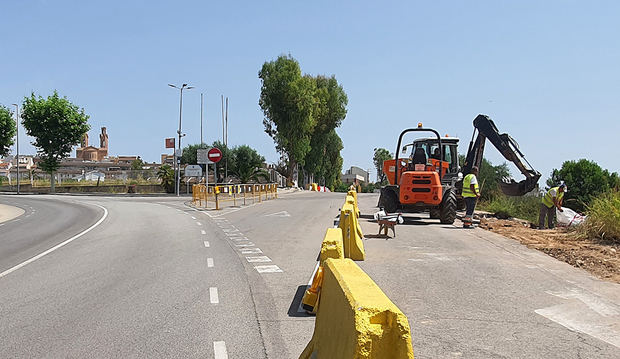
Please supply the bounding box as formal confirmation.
[500,174,541,196]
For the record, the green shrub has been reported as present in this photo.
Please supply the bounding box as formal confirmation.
[480,195,541,223]
[333,182,349,192]
[580,190,620,242]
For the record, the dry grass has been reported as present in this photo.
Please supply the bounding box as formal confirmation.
[579,190,620,243]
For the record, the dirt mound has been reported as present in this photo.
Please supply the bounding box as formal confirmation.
[479,217,620,283]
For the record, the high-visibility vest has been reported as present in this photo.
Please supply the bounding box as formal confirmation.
[462,174,479,198]
[542,187,564,208]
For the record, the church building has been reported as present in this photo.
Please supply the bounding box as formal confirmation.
[76,127,109,161]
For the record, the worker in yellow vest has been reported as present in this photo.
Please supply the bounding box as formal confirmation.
[539,183,566,229]
[462,166,481,228]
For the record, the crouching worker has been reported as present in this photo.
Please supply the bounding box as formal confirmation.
[539,183,566,229]
[462,166,481,228]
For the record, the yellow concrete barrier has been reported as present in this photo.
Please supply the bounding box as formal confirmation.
[339,202,365,261]
[320,228,344,264]
[300,258,414,359]
[302,228,344,313]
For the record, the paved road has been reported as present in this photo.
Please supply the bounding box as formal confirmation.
[1,192,618,358]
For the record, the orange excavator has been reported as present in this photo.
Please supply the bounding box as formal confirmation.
[379,114,541,224]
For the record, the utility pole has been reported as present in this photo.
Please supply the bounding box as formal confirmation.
[200,93,204,146]
[12,104,19,195]
[225,97,228,179]
[169,83,194,196]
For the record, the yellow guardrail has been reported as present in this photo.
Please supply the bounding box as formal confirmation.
[300,258,415,358]
[191,183,278,210]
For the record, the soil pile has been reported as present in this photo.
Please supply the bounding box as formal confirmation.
[479,217,620,283]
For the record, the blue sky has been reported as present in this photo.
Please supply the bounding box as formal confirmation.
[1,0,618,183]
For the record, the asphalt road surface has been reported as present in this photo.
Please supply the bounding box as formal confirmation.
[0,192,618,358]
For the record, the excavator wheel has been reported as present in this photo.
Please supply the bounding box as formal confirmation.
[439,187,457,224]
[379,188,398,213]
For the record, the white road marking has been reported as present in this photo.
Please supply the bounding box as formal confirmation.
[255,265,283,273]
[246,256,271,263]
[191,216,196,219]
[235,243,255,247]
[241,248,262,254]
[207,258,214,267]
[196,222,202,226]
[0,204,109,280]
[264,210,291,217]
[201,230,206,235]
[213,341,228,359]
[204,241,210,247]
[210,287,219,304]
[535,289,620,348]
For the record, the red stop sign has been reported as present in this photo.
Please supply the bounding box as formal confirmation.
[208,147,223,163]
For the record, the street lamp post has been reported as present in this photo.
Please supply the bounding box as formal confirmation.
[12,104,19,195]
[169,83,194,196]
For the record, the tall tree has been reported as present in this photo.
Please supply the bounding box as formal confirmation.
[259,55,317,181]
[304,75,348,186]
[321,129,344,189]
[0,105,16,157]
[547,159,619,212]
[21,91,90,192]
[373,148,392,184]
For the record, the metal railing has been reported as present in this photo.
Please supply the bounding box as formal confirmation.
[192,183,278,210]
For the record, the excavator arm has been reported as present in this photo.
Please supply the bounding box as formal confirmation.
[462,114,541,196]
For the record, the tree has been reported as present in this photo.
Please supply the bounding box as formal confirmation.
[157,164,174,193]
[21,91,90,192]
[547,159,620,212]
[373,148,392,184]
[259,55,317,181]
[321,129,344,189]
[303,75,348,187]
[181,143,208,165]
[130,158,145,170]
[0,105,16,157]
[232,145,268,183]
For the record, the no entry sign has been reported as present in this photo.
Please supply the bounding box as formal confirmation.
[208,147,223,163]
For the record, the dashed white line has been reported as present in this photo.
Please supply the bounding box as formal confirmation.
[246,256,272,263]
[191,216,196,220]
[207,258,214,267]
[255,265,283,273]
[201,230,206,235]
[213,341,228,359]
[241,248,262,254]
[204,241,210,247]
[196,222,202,226]
[210,287,219,304]
[235,243,255,247]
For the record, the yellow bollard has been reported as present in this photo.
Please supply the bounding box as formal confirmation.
[244,185,247,206]
[215,186,220,210]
